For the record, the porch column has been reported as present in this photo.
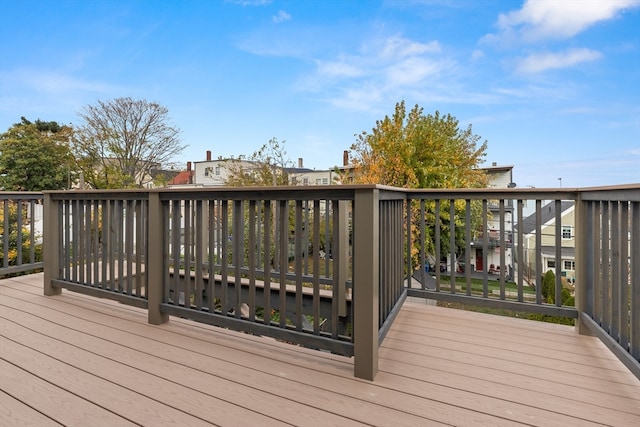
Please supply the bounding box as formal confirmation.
[574,194,593,336]
[353,188,379,380]
[43,192,61,296]
[148,191,169,325]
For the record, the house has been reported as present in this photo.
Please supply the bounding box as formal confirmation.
[288,167,340,186]
[166,162,193,187]
[517,200,576,283]
[465,163,515,275]
[172,150,348,188]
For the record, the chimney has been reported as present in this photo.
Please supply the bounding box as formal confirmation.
[343,150,349,166]
[186,161,193,184]
[206,150,211,161]
[298,157,303,168]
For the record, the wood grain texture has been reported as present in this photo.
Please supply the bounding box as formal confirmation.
[1,273,638,427]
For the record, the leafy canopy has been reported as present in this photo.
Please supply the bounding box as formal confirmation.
[348,101,488,188]
[0,117,74,191]
[347,101,489,266]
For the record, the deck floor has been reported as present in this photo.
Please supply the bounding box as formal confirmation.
[1,273,638,426]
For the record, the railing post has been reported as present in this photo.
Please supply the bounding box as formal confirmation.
[148,192,168,325]
[337,200,349,317]
[575,194,593,335]
[353,188,379,380]
[43,192,62,296]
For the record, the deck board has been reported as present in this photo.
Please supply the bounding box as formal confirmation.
[0,390,62,427]
[1,274,639,426]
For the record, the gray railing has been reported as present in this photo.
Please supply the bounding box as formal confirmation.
[0,192,44,277]
[406,189,580,317]
[43,187,394,379]
[576,186,639,378]
[401,186,638,378]
[150,188,356,357]
[44,191,150,308]
[41,184,639,380]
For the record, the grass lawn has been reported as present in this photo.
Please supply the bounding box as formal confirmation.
[437,276,536,296]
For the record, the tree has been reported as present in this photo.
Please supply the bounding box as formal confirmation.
[348,101,488,188]
[542,269,574,306]
[73,97,185,189]
[0,117,74,191]
[347,101,489,267]
[542,269,556,303]
[224,137,294,187]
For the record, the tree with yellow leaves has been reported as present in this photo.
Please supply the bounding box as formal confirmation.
[348,101,488,188]
[347,101,489,268]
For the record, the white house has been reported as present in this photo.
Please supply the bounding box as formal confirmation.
[464,163,515,275]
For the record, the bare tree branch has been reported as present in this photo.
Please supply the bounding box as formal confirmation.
[74,97,185,188]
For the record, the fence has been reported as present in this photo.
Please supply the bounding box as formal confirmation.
[39,184,639,380]
[0,192,44,277]
[44,187,389,379]
[576,186,639,377]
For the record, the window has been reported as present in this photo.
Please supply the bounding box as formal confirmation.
[215,165,221,176]
[562,226,572,239]
[204,166,213,176]
[322,178,328,185]
[303,178,308,185]
[547,259,556,269]
[564,260,575,270]
[316,178,322,185]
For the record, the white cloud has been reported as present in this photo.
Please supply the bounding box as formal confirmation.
[386,57,453,86]
[303,35,452,111]
[327,85,385,112]
[515,48,603,73]
[273,10,291,24]
[494,0,640,42]
[10,68,120,94]
[380,36,440,59]
[470,49,484,61]
[315,60,363,78]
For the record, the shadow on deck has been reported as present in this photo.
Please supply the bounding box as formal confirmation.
[1,273,639,426]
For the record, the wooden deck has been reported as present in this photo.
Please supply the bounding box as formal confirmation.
[1,274,638,427]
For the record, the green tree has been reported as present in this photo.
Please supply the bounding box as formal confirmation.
[542,269,556,303]
[73,97,185,189]
[0,117,74,191]
[541,269,574,306]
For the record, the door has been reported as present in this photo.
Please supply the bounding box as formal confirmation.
[476,249,484,271]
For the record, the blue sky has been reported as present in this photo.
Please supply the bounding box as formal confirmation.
[1,0,639,188]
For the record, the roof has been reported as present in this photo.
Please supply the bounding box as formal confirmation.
[168,170,193,185]
[517,201,574,235]
[540,245,575,259]
[480,164,514,173]
[284,167,315,173]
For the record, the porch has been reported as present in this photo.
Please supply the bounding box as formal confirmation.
[2,273,638,426]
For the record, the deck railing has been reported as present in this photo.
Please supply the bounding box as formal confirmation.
[0,192,44,277]
[38,184,640,380]
[406,189,581,318]
[575,186,640,377]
